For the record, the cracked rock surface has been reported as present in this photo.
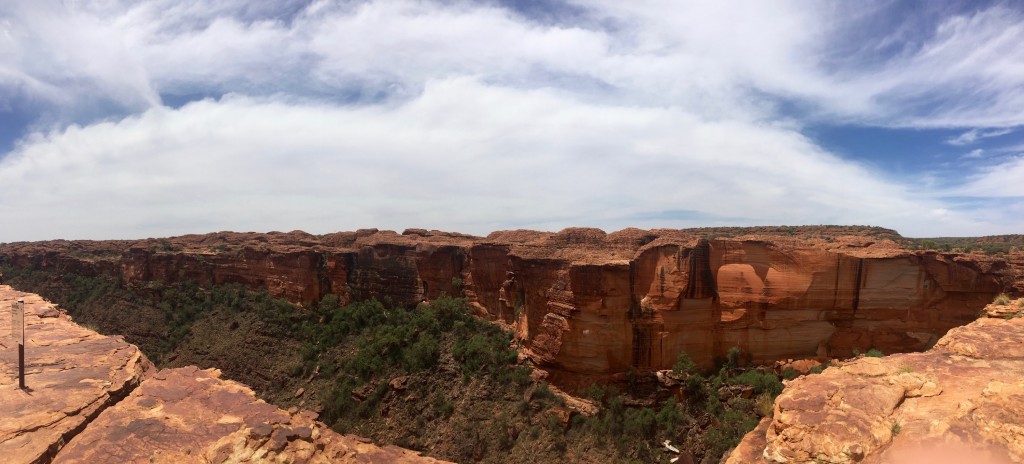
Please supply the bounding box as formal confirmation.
[0,286,155,464]
[2,286,445,464]
[727,298,1024,464]
[53,366,448,463]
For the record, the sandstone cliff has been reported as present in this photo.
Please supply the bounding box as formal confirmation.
[0,286,444,464]
[726,297,1024,463]
[1,227,1015,384]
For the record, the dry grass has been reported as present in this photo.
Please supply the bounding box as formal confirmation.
[755,392,775,418]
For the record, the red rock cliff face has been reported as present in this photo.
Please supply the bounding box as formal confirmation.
[0,228,1014,383]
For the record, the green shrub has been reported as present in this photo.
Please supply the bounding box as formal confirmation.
[672,352,698,376]
[321,379,359,429]
[725,346,742,369]
[433,395,455,418]
[730,370,783,396]
[655,397,684,430]
[583,384,606,402]
[865,348,885,358]
[403,333,440,371]
[684,373,707,401]
[531,381,558,404]
[704,389,724,415]
[704,408,758,459]
[994,293,1012,305]
[809,362,831,374]
[622,407,657,438]
[452,329,517,377]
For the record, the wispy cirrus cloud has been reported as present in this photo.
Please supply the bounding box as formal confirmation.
[962,148,986,159]
[947,128,1015,146]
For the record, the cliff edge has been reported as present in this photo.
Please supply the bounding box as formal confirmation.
[0,285,445,464]
[726,297,1024,463]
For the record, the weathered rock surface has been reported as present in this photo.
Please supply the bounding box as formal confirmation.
[726,297,1024,464]
[1,227,1016,384]
[52,366,448,464]
[1,286,445,464]
[0,285,154,464]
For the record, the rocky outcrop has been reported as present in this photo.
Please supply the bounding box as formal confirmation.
[1,286,154,464]
[1,227,1015,383]
[52,366,448,464]
[726,297,1024,464]
[0,286,445,464]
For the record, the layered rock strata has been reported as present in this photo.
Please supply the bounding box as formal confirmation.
[0,286,444,464]
[0,286,153,464]
[726,297,1024,463]
[1,227,1015,382]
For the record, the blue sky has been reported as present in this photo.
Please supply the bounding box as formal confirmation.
[1,0,1023,241]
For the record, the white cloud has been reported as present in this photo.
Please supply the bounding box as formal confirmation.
[5,0,1024,128]
[2,0,1024,240]
[828,6,1024,128]
[954,156,1024,197]
[0,80,976,241]
[963,148,985,159]
[947,128,1015,146]
[0,1,160,121]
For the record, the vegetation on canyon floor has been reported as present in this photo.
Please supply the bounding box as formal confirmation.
[2,264,792,463]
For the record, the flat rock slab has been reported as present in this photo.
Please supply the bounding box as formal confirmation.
[0,285,154,464]
[727,299,1024,464]
[53,366,449,464]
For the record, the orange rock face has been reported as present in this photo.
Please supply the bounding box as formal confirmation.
[1,286,444,464]
[52,366,449,464]
[726,298,1024,464]
[0,285,154,464]
[0,227,1014,384]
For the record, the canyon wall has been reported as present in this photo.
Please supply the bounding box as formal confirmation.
[0,227,1014,384]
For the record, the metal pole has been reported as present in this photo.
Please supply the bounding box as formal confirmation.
[15,298,25,390]
[18,343,25,389]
